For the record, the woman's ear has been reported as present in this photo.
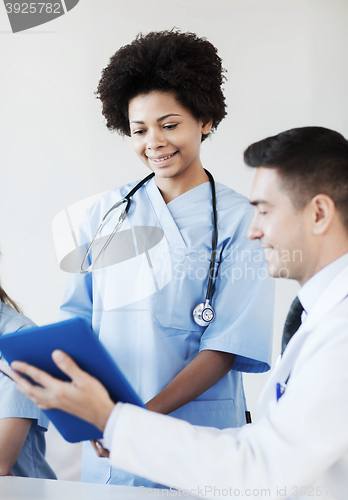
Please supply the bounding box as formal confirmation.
[311,194,335,235]
[201,118,213,135]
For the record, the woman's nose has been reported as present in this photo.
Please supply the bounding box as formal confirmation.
[146,128,167,150]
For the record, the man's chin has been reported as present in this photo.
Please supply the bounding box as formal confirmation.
[267,264,291,279]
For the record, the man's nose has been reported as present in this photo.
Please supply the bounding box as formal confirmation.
[247,214,263,240]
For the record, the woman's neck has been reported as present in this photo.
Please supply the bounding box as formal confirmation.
[155,166,209,204]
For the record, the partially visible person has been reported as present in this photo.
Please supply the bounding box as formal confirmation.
[12,126,348,497]
[0,282,56,479]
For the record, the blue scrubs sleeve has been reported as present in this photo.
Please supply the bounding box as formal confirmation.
[199,235,275,373]
[0,371,49,430]
[0,305,49,429]
[59,218,94,327]
[60,272,93,325]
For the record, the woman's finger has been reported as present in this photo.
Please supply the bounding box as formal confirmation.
[91,440,110,458]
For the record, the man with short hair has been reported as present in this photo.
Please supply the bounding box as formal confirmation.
[12,127,348,499]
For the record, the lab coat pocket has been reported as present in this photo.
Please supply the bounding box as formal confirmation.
[169,399,236,429]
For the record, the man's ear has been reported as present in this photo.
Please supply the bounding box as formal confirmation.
[310,194,335,235]
[201,118,213,135]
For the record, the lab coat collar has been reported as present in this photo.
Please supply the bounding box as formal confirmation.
[278,263,348,370]
[297,263,348,334]
[298,252,348,317]
[257,264,348,419]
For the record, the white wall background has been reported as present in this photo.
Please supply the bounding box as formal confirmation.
[1,0,347,481]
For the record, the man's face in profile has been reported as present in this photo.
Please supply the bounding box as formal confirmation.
[248,167,312,285]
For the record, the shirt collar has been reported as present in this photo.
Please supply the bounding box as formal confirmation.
[298,252,348,316]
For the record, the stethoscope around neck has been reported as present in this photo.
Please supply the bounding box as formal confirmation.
[80,169,218,327]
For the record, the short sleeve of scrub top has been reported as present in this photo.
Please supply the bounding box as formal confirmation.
[198,208,274,373]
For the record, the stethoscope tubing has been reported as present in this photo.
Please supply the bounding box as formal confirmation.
[80,173,155,273]
[204,169,218,302]
[80,170,218,323]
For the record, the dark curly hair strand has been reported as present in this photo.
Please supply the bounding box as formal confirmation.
[96,29,227,141]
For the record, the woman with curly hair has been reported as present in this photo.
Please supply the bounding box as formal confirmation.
[59,30,274,487]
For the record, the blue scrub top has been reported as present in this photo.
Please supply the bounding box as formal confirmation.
[60,178,275,486]
[0,301,56,479]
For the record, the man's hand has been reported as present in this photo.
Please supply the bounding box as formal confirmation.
[11,351,115,432]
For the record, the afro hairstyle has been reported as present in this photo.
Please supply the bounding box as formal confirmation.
[96,29,227,141]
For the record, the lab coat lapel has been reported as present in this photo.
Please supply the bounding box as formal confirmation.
[298,263,348,333]
[257,264,348,418]
[257,325,312,417]
[280,264,348,363]
[145,178,187,248]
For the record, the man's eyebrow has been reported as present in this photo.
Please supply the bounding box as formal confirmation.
[249,199,271,206]
[130,114,181,125]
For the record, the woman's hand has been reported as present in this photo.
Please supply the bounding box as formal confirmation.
[91,440,110,458]
[11,351,115,432]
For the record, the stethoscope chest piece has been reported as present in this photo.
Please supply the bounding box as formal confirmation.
[193,300,215,326]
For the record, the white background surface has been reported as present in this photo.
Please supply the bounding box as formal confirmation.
[0,0,347,481]
[0,476,182,499]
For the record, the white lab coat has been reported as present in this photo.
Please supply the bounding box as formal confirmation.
[105,264,348,499]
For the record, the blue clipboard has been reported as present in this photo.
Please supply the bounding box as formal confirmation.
[0,318,145,443]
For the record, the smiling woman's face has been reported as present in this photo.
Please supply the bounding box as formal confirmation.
[128,90,212,182]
